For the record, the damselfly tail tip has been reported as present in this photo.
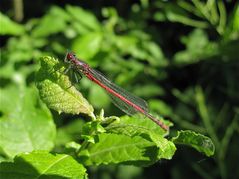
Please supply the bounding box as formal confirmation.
[158,121,169,131]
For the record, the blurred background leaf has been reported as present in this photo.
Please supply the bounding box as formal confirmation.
[0,85,56,158]
[0,12,25,35]
[0,0,238,178]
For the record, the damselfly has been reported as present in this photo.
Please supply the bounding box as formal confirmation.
[64,52,169,131]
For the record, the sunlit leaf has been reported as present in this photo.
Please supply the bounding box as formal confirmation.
[35,56,94,116]
[7,35,45,62]
[79,133,158,166]
[0,85,56,158]
[72,32,103,61]
[32,6,70,37]
[0,151,87,178]
[105,116,175,160]
[66,5,101,32]
[0,12,25,35]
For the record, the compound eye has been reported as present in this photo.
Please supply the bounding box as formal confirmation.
[67,53,73,60]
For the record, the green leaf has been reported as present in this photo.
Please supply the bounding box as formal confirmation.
[88,84,110,109]
[224,3,239,40]
[172,130,215,157]
[173,29,218,65]
[0,85,56,158]
[105,116,175,160]
[66,5,101,32]
[133,84,165,98]
[142,41,168,67]
[0,60,15,79]
[32,6,70,37]
[106,115,169,136]
[55,120,85,147]
[154,2,208,28]
[165,11,208,28]
[78,133,158,166]
[65,141,81,153]
[82,121,106,135]
[115,35,139,55]
[72,32,103,60]
[35,56,94,116]
[7,35,46,63]
[0,151,87,178]
[78,116,175,166]
[0,12,25,35]
[149,100,173,117]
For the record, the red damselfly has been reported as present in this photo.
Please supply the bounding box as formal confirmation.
[64,52,169,131]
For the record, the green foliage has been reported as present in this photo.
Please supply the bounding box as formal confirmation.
[173,29,218,65]
[81,133,158,166]
[0,12,25,35]
[0,151,86,178]
[33,56,212,167]
[77,116,176,166]
[0,1,238,178]
[35,56,94,116]
[34,56,177,166]
[0,85,55,158]
[172,130,215,157]
[32,6,71,37]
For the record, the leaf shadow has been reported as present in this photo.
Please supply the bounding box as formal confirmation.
[0,157,70,179]
[121,146,160,167]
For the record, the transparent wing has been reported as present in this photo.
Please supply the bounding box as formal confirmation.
[107,91,139,115]
[89,68,149,115]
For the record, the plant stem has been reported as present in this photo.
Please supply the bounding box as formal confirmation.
[219,114,238,161]
[195,86,219,147]
[217,0,227,35]
[13,0,24,22]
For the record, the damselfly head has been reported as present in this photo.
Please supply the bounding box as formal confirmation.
[66,52,76,62]
[64,51,89,72]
